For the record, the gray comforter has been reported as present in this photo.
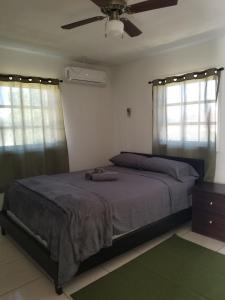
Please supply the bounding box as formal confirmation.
[3,166,195,285]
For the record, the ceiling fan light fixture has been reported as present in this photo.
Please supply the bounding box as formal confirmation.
[106,19,124,37]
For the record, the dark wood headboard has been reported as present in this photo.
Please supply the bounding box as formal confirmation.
[121,152,205,183]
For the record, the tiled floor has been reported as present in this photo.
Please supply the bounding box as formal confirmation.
[0,223,225,300]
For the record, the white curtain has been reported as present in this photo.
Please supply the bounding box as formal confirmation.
[153,73,220,181]
[0,81,69,191]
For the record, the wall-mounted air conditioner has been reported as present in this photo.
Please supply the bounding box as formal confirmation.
[65,67,107,87]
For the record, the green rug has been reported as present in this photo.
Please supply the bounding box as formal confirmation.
[71,235,225,300]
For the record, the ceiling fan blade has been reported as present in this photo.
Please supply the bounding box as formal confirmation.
[90,0,109,7]
[128,0,178,14]
[121,18,142,37]
[61,16,105,30]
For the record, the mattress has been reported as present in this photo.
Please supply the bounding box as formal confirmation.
[5,165,194,247]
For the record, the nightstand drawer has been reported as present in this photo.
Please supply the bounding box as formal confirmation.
[193,190,225,217]
[192,209,225,242]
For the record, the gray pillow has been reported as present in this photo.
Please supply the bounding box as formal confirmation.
[110,153,147,170]
[140,157,199,182]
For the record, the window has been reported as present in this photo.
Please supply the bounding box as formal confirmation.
[0,83,65,148]
[152,68,221,181]
[165,79,217,144]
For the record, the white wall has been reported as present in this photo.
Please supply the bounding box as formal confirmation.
[112,37,225,183]
[61,82,113,171]
[0,47,114,172]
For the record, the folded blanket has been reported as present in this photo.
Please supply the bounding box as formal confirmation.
[85,168,104,180]
[92,172,118,181]
[85,169,118,181]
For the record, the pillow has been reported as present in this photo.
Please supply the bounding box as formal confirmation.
[140,157,199,182]
[110,153,147,170]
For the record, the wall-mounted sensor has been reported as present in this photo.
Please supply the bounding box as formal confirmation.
[127,108,132,117]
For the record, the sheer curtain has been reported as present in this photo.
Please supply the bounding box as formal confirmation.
[0,81,69,192]
[152,69,221,181]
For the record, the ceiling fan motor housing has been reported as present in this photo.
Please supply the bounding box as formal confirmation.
[101,0,128,18]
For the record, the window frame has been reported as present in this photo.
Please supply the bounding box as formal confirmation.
[165,79,217,145]
[0,84,63,149]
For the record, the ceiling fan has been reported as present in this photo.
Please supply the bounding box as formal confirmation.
[61,0,178,38]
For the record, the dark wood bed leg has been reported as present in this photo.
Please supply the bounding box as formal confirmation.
[1,227,6,236]
[54,282,63,295]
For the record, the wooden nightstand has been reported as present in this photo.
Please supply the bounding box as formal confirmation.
[192,182,225,242]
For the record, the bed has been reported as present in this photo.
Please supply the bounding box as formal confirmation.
[0,152,204,295]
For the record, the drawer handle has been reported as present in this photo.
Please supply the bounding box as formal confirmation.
[209,220,213,225]
[209,202,213,206]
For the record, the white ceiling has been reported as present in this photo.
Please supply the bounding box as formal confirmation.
[1,0,225,65]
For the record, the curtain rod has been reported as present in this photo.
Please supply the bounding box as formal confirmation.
[148,67,224,85]
[0,73,63,85]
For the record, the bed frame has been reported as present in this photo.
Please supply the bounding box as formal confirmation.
[0,152,204,295]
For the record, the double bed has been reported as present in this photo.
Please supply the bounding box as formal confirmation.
[0,152,204,295]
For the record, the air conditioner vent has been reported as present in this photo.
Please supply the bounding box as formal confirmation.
[65,67,107,87]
